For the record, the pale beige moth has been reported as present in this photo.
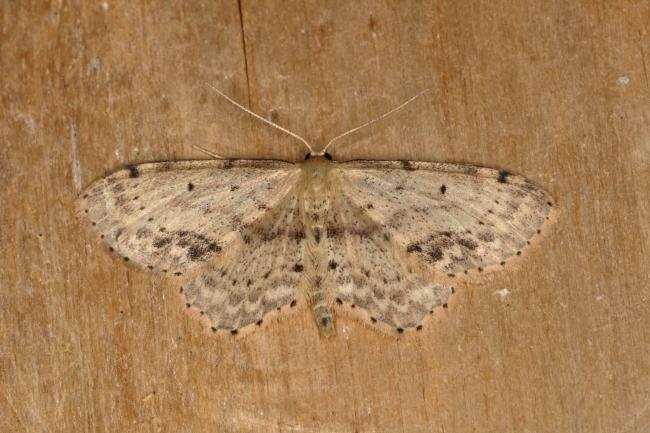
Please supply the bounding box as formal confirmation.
[77,88,557,338]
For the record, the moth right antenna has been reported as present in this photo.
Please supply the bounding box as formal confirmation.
[205,83,315,154]
[322,89,430,154]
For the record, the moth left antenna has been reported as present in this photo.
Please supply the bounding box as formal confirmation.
[205,83,315,153]
[322,88,430,154]
[192,144,224,159]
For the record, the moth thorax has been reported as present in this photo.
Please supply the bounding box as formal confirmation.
[303,168,331,215]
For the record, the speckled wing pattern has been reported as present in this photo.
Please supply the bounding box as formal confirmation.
[181,190,307,333]
[78,158,555,336]
[338,161,554,275]
[324,190,452,331]
[78,160,305,334]
[323,160,554,332]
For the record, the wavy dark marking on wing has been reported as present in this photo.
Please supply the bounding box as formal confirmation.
[78,160,300,274]
[337,160,554,275]
[180,191,305,332]
[326,186,450,329]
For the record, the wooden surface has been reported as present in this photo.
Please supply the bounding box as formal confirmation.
[1,1,649,432]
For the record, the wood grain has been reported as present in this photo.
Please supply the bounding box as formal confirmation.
[1,1,648,432]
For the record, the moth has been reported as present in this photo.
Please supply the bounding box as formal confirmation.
[77,87,557,337]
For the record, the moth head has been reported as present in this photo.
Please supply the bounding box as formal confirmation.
[304,151,333,161]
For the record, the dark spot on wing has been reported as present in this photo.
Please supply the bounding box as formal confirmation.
[153,236,172,248]
[292,229,305,241]
[428,247,443,262]
[292,263,304,272]
[187,182,194,191]
[328,260,338,270]
[497,170,511,183]
[407,243,422,253]
[126,165,139,178]
[440,184,447,194]
[173,230,222,261]
[400,160,415,171]
[230,185,239,191]
[326,225,342,238]
[458,238,478,250]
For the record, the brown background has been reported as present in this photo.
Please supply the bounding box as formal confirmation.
[1,1,649,432]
